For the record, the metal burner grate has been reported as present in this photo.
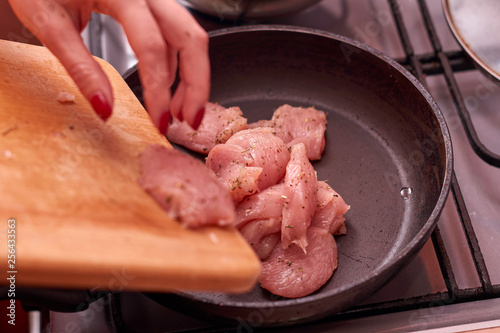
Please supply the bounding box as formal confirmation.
[329,0,500,319]
[394,0,500,168]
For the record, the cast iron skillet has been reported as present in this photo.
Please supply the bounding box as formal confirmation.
[123,26,453,326]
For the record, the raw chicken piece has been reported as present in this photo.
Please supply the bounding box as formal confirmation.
[138,144,235,228]
[259,226,338,298]
[226,128,290,190]
[236,184,286,259]
[207,144,262,202]
[334,223,347,235]
[254,233,280,260]
[249,104,327,160]
[167,102,247,154]
[235,183,286,229]
[206,128,290,202]
[281,143,318,252]
[312,181,350,235]
[240,221,281,260]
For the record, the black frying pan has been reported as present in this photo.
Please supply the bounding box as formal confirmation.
[123,25,452,327]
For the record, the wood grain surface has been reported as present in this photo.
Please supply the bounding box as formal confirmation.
[0,39,260,293]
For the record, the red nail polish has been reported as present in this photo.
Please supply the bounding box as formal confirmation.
[192,108,205,130]
[159,111,171,135]
[90,92,112,121]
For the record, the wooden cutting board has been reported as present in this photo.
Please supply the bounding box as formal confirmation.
[0,39,260,293]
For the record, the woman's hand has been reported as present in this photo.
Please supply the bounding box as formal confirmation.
[7,0,210,133]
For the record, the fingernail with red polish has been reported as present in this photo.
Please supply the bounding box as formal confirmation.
[192,108,205,130]
[90,92,112,121]
[159,111,171,135]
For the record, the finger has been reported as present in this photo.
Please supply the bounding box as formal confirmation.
[9,0,113,121]
[147,0,210,129]
[104,0,173,134]
[167,46,181,120]
[167,46,178,88]
[171,80,186,121]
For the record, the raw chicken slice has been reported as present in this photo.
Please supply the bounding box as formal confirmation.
[167,102,247,154]
[226,128,290,190]
[235,183,286,229]
[206,128,290,202]
[235,184,286,259]
[281,143,318,253]
[240,220,281,260]
[334,223,347,236]
[249,104,327,160]
[138,144,235,228]
[312,181,350,235]
[206,144,262,202]
[254,233,280,260]
[259,226,338,298]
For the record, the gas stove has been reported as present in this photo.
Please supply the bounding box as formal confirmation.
[41,0,500,331]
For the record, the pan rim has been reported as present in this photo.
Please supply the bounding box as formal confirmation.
[176,25,454,310]
[442,0,500,83]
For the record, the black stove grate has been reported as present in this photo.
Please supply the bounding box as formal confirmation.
[394,0,500,167]
[330,0,500,319]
